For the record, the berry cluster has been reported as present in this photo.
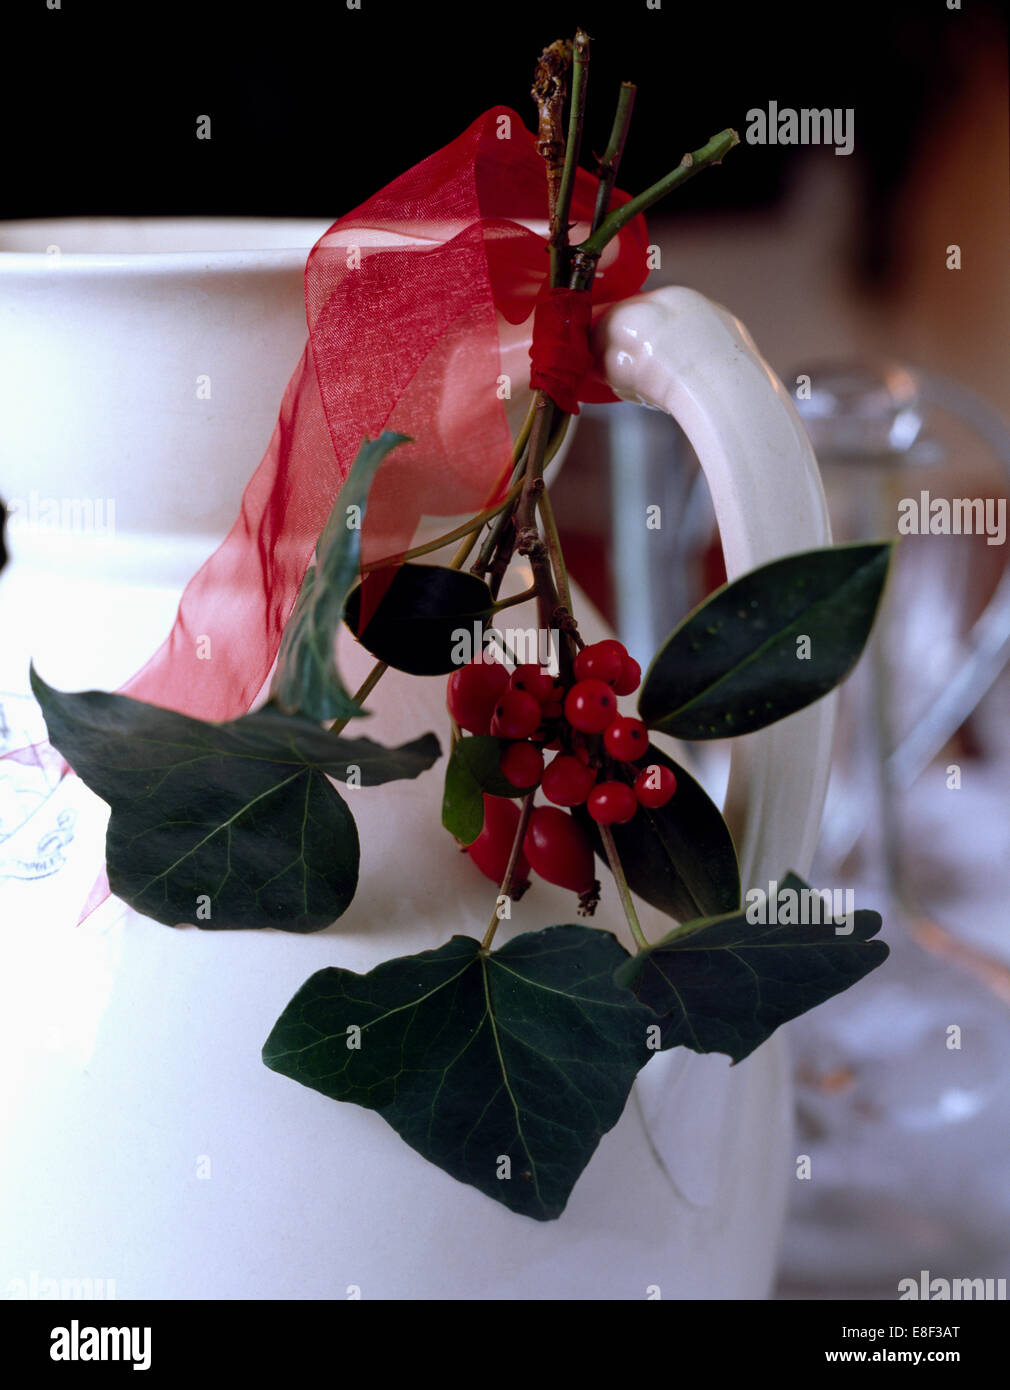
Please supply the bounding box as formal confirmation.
[447,639,677,913]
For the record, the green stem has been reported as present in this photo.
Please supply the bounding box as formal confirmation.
[330,661,387,736]
[453,397,539,571]
[536,488,572,615]
[550,27,590,287]
[363,477,525,573]
[577,127,739,264]
[492,584,538,612]
[482,790,536,951]
[599,824,649,951]
[591,82,636,235]
[484,627,521,667]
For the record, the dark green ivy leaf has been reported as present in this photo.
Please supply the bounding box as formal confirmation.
[614,872,889,1063]
[574,745,740,924]
[262,925,656,1221]
[441,735,535,845]
[273,432,409,723]
[638,542,895,739]
[344,563,495,676]
[31,669,439,932]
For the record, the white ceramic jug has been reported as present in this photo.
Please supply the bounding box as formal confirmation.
[0,220,833,1300]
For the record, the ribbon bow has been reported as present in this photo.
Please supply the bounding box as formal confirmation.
[15,106,650,923]
[119,104,649,723]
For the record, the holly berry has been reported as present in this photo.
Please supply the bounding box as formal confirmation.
[499,740,544,788]
[523,807,596,893]
[564,679,619,734]
[633,763,677,808]
[587,781,638,825]
[466,795,530,885]
[573,641,626,687]
[447,658,509,735]
[541,754,596,807]
[509,664,557,704]
[602,715,649,762]
[490,689,542,740]
[612,655,642,697]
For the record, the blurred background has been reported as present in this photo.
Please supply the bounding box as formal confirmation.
[3,0,1009,1298]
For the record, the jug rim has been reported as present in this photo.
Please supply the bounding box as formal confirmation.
[0,216,335,274]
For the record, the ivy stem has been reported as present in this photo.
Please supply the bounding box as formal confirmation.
[536,486,572,616]
[330,661,387,736]
[463,397,540,576]
[578,127,740,262]
[482,790,536,951]
[599,824,650,952]
[591,81,636,235]
[513,393,565,636]
[492,584,538,612]
[550,27,590,287]
[485,627,521,667]
[363,476,525,573]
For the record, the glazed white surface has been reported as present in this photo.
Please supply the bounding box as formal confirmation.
[0,223,832,1299]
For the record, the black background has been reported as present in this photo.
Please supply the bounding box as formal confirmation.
[6,0,1006,285]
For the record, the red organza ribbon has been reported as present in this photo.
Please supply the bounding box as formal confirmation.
[19,105,650,922]
[529,287,597,416]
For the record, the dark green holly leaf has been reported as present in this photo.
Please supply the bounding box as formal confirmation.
[614,872,888,1063]
[262,925,655,1221]
[274,431,410,722]
[638,542,894,739]
[575,745,739,924]
[441,736,535,845]
[344,563,495,676]
[31,670,439,931]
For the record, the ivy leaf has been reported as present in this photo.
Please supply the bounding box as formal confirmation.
[614,872,889,1063]
[344,563,495,676]
[31,670,439,932]
[441,736,535,845]
[274,431,410,722]
[638,542,894,739]
[574,745,740,924]
[262,925,655,1221]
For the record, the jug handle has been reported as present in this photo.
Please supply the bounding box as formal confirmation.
[595,286,836,887]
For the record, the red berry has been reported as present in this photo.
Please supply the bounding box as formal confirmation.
[564,679,619,733]
[603,716,649,762]
[541,754,596,807]
[633,763,677,808]
[540,696,564,720]
[447,658,509,735]
[467,795,530,885]
[587,781,638,825]
[523,807,596,893]
[612,656,642,697]
[490,689,542,740]
[499,740,544,788]
[573,640,626,686]
[509,665,557,703]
